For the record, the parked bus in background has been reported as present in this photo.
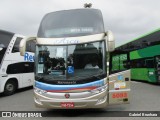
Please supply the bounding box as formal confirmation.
[0,30,35,95]
[20,5,131,109]
[111,28,160,83]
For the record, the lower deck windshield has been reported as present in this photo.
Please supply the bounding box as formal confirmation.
[35,41,106,81]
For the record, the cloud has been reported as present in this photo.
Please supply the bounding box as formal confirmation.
[0,0,160,46]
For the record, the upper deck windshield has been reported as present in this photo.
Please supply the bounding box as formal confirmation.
[0,31,14,65]
[38,9,105,38]
[35,41,106,84]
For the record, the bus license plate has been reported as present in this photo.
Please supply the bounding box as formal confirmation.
[61,102,74,108]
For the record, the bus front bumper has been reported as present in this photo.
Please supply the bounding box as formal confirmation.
[34,90,108,109]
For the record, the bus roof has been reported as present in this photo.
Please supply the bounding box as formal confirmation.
[45,8,101,14]
[116,27,160,48]
[38,8,104,38]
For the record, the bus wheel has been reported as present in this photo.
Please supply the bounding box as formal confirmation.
[4,80,17,96]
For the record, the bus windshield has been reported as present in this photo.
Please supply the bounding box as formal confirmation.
[35,41,106,83]
[38,9,105,38]
[0,31,13,65]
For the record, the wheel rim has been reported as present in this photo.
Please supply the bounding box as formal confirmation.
[6,83,14,92]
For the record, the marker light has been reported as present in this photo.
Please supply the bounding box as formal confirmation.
[34,87,47,95]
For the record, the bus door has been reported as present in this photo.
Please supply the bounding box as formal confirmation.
[108,52,131,105]
[108,70,130,105]
[145,59,155,82]
[155,56,160,83]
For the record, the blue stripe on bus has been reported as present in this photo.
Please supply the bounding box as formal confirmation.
[35,79,104,91]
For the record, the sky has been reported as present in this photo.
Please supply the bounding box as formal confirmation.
[0,0,160,47]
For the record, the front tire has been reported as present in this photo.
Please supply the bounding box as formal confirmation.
[4,81,17,96]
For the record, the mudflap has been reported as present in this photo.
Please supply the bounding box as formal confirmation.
[108,70,131,105]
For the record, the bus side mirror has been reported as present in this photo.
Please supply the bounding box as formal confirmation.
[106,30,115,52]
[19,39,26,56]
[19,36,36,56]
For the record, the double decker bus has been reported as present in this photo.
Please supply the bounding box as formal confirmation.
[0,30,34,95]
[111,28,160,83]
[20,7,130,109]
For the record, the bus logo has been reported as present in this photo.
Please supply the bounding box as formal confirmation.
[55,38,79,44]
[65,93,70,98]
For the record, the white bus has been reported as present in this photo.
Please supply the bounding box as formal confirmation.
[0,30,34,95]
[20,7,131,109]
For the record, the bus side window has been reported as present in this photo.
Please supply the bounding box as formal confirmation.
[145,59,154,68]
[6,62,34,74]
[12,37,22,53]
[7,63,25,74]
[24,62,34,73]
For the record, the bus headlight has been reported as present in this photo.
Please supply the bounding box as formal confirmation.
[90,84,107,94]
[34,87,47,95]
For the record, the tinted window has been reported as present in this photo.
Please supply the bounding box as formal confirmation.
[130,58,154,68]
[38,9,104,38]
[7,62,34,74]
[0,30,14,64]
[145,59,154,68]
[0,30,14,48]
[12,37,22,53]
[130,59,145,68]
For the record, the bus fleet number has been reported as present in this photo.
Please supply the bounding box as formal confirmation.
[112,92,128,99]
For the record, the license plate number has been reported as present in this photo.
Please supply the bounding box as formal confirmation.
[61,102,74,108]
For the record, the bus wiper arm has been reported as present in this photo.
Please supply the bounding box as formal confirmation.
[35,75,44,81]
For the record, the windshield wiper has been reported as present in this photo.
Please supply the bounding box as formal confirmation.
[72,71,104,79]
[35,75,44,81]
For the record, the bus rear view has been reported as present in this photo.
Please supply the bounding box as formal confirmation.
[20,7,131,109]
